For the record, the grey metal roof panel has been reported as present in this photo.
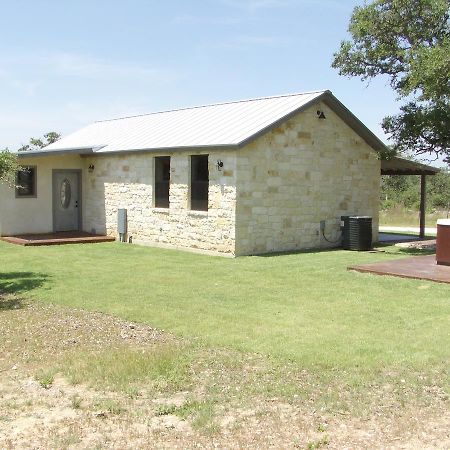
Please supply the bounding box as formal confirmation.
[42,90,328,153]
[39,90,391,157]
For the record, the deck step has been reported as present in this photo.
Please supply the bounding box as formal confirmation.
[1,232,116,246]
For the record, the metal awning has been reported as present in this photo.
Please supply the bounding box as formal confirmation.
[381,157,440,175]
[381,157,440,238]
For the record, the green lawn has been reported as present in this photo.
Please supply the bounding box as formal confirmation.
[1,240,449,383]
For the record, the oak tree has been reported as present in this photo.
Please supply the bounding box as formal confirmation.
[332,0,450,161]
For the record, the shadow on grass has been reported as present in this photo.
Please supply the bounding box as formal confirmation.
[254,247,343,258]
[396,248,436,256]
[374,242,436,257]
[0,272,48,296]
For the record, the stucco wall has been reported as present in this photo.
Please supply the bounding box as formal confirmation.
[0,154,85,235]
[83,151,237,255]
[235,101,380,256]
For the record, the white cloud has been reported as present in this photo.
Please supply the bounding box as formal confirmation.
[0,98,154,151]
[172,0,299,26]
[203,34,290,51]
[231,35,290,46]
[221,0,344,12]
[172,14,242,25]
[1,51,178,85]
[10,80,41,97]
[221,0,291,11]
[0,51,183,150]
[46,52,172,82]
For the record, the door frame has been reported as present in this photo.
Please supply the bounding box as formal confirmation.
[52,169,82,232]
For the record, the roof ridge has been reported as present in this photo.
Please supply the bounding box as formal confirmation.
[95,90,330,123]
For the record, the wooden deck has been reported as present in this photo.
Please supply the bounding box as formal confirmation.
[1,232,116,246]
[349,254,450,284]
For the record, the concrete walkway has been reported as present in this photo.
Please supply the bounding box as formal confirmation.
[378,233,421,243]
[379,226,437,235]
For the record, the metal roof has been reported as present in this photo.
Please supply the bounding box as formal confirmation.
[20,90,388,156]
[381,157,440,175]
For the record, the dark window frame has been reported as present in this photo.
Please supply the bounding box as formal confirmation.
[15,166,37,198]
[190,154,209,212]
[154,156,170,208]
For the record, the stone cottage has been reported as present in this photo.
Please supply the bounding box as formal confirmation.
[0,90,382,256]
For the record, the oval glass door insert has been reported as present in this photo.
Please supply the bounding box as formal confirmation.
[60,179,71,208]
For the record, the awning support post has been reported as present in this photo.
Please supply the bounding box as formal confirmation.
[419,174,426,239]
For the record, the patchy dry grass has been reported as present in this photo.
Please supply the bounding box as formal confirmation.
[0,296,449,448]
[61,344,191,392]
[380,207,448,228]
[1,241,449,447]
[35,370,56,389]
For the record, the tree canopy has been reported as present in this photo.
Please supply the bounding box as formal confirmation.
[1,132,61,187]
[382,169,450,211]
[332,0,450,161]
[18,131,61,152]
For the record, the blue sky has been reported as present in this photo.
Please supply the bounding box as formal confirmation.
[1,0,400,151]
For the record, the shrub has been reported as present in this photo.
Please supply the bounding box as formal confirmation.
[0,150,20,187]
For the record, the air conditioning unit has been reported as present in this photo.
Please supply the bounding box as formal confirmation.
[341,216,372,251]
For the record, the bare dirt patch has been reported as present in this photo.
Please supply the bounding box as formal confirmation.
[0,296,448,449]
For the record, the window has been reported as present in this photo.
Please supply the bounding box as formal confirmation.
[15,166,37,198]
[190,155,209,211]
[154,156,170,208]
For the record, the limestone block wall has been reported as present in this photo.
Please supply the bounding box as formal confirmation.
[83,151,237,255]
[235,101,380,256]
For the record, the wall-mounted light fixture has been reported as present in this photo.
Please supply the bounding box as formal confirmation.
[88,164,95,173]
[216,159,224,171]
[317,110,326,119]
